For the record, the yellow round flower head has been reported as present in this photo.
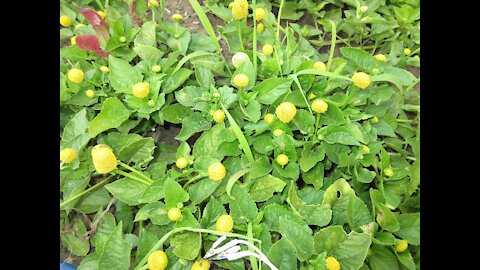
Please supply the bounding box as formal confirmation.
[231,0,249,20]
[232,52,250,68]
[233,73,249,88]
[262,44,274,56]
[372,116,379,123]
[374,54,387,62]
[60,15,72,27]
[60,148,77,164]
[257,23,265,33]
[71,36,77,45]
[148,0,159,8]
[148,250,168,270]
[325,256,340,270]
[312,99,328,113]
[361,145,370,154]
[133,82,150,98]
[275,102,297,123]
[191,259,210,270]
[172,13,183,22]
[276,154,289,166]
[216,214,234,232]
[208,162,226,181]
[175,157,189,169]
[67,68,84,84]
[273,129,284,136]
[91,144,118,174]
[152,65,161,73]
[404,48,412,56]
[100,66,110,73]
[264,113,275,124]
[213,110,225,123]
[384,167,394,177]
[351,72,371,89]
[394,239,408,253]
[255,8,266,21]
[86,89,95,98]
[167,208,182,221]
[313,61,327,71]
[97,11,106,19]
[308,92,316,100]
[359,5,369,13]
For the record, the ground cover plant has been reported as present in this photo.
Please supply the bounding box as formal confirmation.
[60,0,420,269]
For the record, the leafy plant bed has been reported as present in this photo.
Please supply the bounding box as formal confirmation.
[60,0,420,269]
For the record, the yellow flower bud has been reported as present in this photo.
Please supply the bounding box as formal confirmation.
[276,154,289,166]
[91,144,118,174]
[275,102,297,123]
[257,23,265,33]
[60,15,72,27]
[262,44,274,56]
[216,214,234,232]
[133,82,150,98]
[351,72,371,89]
[171,13,183,22]
[374,54,387,62]
[67,68,84,84]
[233,73,249,87]
[255,8,266,21]
[264,113,275,124]
[231,0,249,20]
[312,99,328,113]
[325,256,340,270]
[313,61,327,71]
[60,148,77,164]
[394,239,408,252]
[208,162,226,181]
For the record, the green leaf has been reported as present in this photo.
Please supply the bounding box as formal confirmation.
[369,85,395,105]
[396,249,416,270]
[170,231,201,260]
[175,112,212,141]
[192,123,227,160]
[109,56,143,94]
[134,45,164,62]
[98,223,132,270]
[255,78,293,105]
[200,197,226,229]
[218,85,238,109]
[321,125,360,146]
[248,156,272,180]
[139,177,167,203]
[61,108,90,145]
[249,175,286,202]
[76,188,112,214]
[188,179,221,205]
[291,109,315,135]
[105,178,148,206]
[134,202,170,225]
[279,216,314,262]
[175,86,204,107]
[195,66,214,89]
[356,168,376,183]
[88,97,131,137]
[189,33,217,52]
[164,178,189,208]
[161,104,192,124]
[164,68,194,93]
[340,47,376,70]
[188,0,221,52]
[232,60,256,90]
[347,195,373,229]
[134,21,156,46]
[314,226,348,254]
[393,213,420,245]
[135,229,159,266]
[302,162,324,189]
[267,238,298,270]
[288,184,332,226]
[318,102,346,125]
[374,121,397,137]
[263,203,306,232]
[61,233,90,256]
[376,203,400,232]
[229,184,258,224]
[368,244,400,270]
[331,231,372,270]
[245,99,262,123]
[299,142,325,172]
[117,137,155,167]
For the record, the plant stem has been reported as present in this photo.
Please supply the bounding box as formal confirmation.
[60,175,114,208]
[134,227,261,270]
[113,169,151,186]
[326,20,337,71]
[276,0,285,42]
[238,20,244,51]
[315,113,321,135]
[94,0,104,10]
[247,222,259,270]
[118,161,153,183]
[183,173,207,189]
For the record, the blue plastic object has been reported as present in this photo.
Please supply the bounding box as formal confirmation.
[60,260,77,270]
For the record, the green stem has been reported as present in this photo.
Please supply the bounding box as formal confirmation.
[134,227,261,270]
[247,222,259,270]
[183,173,207,189]
[94,0,105,10]
[238,20,244,51]
[118,161,153,183]
[60,175,114,208]
[291,75,313,115]
[253,119,277,137]
[276,0,285,41]
[326,20,337,72]
[315,113,321,135]
[113,169,151,186]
